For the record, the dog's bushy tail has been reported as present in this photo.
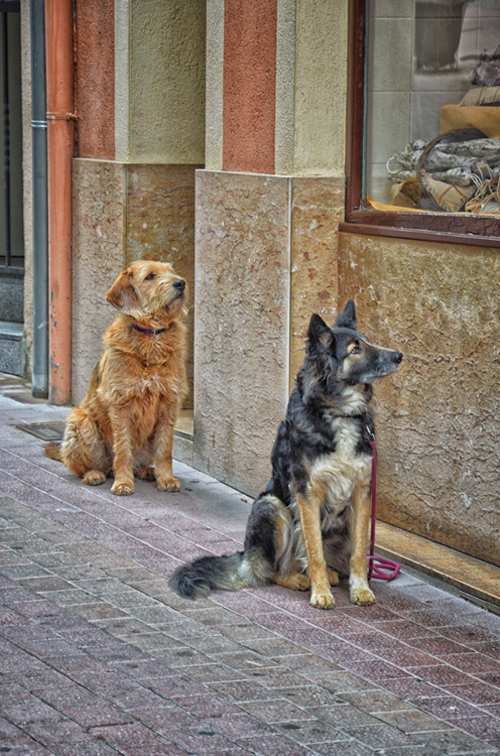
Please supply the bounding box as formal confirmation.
[44,442,62,461]
[169,552,250,599]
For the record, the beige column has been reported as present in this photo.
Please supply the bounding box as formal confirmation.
[194,0,349,493]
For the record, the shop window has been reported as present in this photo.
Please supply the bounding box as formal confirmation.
[343,0,500,244]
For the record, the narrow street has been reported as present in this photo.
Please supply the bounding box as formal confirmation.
[0,377,499,756]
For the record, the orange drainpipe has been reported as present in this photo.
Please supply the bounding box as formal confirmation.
[45,0,75,404]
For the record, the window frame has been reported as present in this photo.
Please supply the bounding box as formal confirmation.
[340,0,500,249]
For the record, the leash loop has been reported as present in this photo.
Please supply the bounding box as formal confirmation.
[367,440,401,581]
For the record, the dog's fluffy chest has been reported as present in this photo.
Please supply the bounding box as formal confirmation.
[308,419,371,508]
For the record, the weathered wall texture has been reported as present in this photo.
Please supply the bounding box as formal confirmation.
[116,0,206,163]
[289,176,344,389]
[125,164,200,407]
[194,170,290,495]
[75,0,115,159]
[338,232,500,567]
[71,160,125,405]
[223,0,277,173]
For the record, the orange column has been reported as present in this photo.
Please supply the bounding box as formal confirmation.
[45,0,75,404]
[223,0,277,174]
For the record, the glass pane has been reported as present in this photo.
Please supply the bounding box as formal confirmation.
[365,0,500,215]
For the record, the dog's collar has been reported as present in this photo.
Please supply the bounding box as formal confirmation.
[131,323,166,336]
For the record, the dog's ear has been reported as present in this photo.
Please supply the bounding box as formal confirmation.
[106,270,142,312]
[335,299,357,330]
[307,314,334,352]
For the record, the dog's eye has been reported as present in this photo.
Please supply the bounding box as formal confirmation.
[351,346,361,355]
[145,273,156,281]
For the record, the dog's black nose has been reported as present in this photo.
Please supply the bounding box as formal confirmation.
[394,352,403,364]
[173,279,185,292]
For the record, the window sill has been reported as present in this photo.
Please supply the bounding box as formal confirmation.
[340,210,500,249]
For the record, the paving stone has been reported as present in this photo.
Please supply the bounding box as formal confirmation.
[91,722,166,747]
[278,685,345,708]
[22,718,94,746]
[209,679,282,703]
[72,603,130,621]
[238,698,315,723]
[278,718,348,745]
[412,728,499,753]
[306,741,374,756]
[238,732,321,756]
[171,661,247,683]
[49,742,124,756]
[309,702,385,730]
[376,708,456,733]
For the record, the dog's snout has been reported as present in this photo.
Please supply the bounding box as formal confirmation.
[393,352,403,364]
[173,279,185,293]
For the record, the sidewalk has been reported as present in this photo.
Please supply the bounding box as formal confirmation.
[0,382,499,755]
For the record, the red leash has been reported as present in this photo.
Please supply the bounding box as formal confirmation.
[367,441,401,581]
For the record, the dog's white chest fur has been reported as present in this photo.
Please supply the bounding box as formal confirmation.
[308,417,371,510]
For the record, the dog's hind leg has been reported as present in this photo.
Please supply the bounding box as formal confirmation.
[275,572,311,591]
[272,503,310,591]
[349,481,375,606]
[60,408,111,486]
[134,442,156,481]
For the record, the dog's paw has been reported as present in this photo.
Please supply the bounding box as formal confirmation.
[82,470,106,486]
[111,480,135,496]
[328,569,340,586]
[350,586,376,606]
[310,591,335,610]
[136,466,156,481]
[157,477,181,493]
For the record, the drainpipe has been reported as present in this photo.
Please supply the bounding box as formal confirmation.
[30,0,48,398]
[45,0,74,404]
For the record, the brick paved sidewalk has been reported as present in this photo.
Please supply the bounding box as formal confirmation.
[0,393,499,755]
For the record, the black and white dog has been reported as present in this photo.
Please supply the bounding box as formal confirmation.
[171,301,402,609]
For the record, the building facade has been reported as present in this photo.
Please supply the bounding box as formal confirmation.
[9,0,500,570]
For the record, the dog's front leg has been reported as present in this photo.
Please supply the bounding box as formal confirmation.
[152,407,181,492]
[296,493,334,609]
[349,481,375,606]
[109,408,135,496]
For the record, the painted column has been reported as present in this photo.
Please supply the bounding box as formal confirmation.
[195,0,349,494]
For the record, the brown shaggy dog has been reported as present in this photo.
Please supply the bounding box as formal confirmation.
[45,260,188,496]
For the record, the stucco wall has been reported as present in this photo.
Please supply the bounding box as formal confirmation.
[222,0,277,173]
[76,0,115,159]
[115,0,206,163]
[338,232,500,568]
[293,0,348,176]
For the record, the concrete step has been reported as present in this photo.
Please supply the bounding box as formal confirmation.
[0,321,27,376]
[0,275,24,322]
